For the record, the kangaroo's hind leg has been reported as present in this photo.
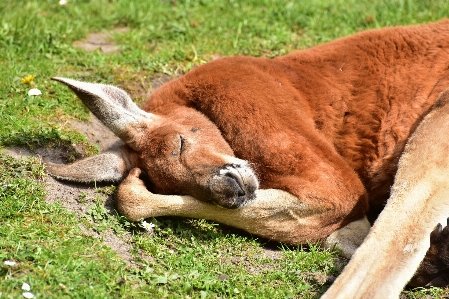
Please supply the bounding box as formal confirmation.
[322,89,449,299]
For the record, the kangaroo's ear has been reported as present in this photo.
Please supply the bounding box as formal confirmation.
[52,77,160,150]
[45,146,136,183]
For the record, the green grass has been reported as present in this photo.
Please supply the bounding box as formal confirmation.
[0,153,127,298]
[1,0,449,298]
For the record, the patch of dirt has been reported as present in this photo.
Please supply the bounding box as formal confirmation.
[45,175,134,265]
[70,115,122,152]
[262,247,283,260]
[302,271,336,285]
[73,27,128,54]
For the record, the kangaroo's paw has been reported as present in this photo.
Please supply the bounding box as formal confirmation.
[408,218,449,287]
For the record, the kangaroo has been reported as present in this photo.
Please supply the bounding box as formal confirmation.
[48,20,449,297]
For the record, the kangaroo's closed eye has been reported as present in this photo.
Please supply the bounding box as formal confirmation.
[179,135,185,154]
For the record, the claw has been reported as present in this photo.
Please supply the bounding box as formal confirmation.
[129,167,142,177]
[442,224,449,237]
[430,223,443,243]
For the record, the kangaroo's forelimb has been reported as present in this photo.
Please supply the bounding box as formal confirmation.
[116,168,371,258]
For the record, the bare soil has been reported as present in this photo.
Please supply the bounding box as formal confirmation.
[73,27,128,54]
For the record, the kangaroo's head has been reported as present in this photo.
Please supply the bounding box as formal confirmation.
[49,77,258,209]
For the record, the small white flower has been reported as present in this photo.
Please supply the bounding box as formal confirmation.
[140,220,155,232]
[22,292,34,299]
[28,88,42,96]
[59,0,68,5]
[22,283,31,291]
[4,260,17,266]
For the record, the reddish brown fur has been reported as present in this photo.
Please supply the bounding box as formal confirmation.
[139,20,449,238]
[137,109,236,199]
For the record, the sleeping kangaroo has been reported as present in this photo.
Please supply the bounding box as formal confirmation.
[47,20,449,298]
